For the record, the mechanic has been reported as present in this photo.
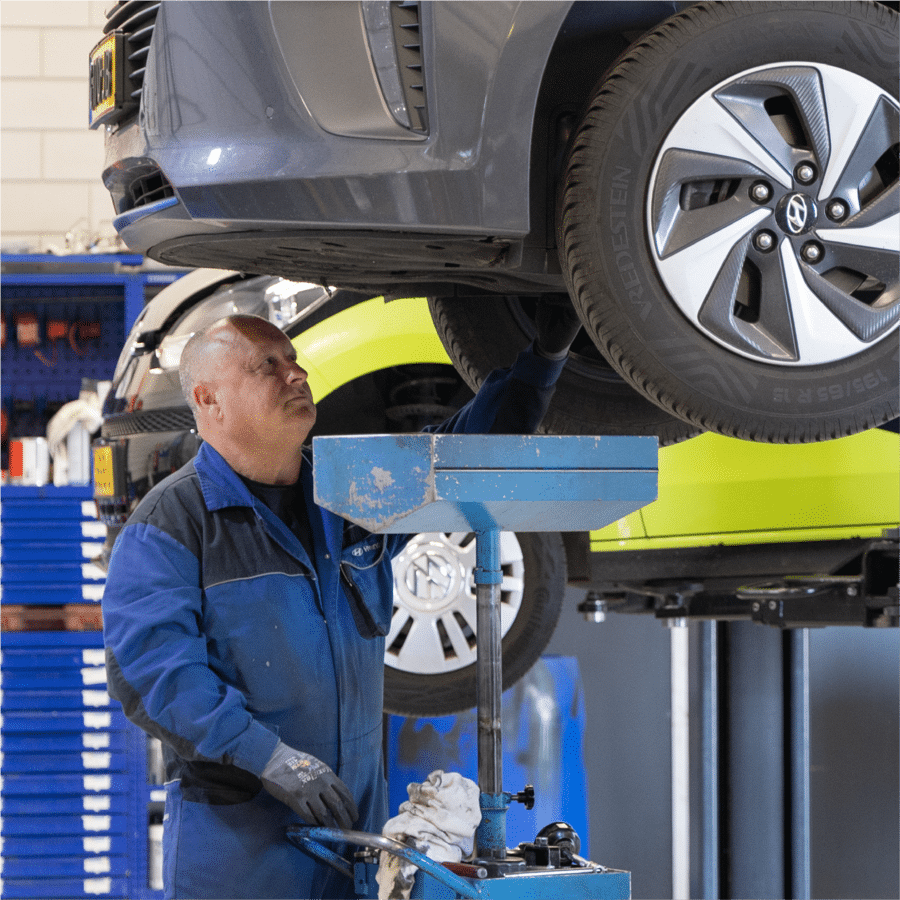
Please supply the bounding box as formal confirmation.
[101,298,581,900]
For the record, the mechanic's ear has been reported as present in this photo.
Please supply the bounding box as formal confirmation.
[193,382,220,419]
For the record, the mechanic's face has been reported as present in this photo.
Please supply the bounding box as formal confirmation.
[211,319,316,455]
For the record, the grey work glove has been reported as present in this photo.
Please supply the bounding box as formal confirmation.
[534,293,583,359]
[260,740,359,829]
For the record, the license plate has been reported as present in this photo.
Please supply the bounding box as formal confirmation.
[93,445,116,497]
[89,32,127,129]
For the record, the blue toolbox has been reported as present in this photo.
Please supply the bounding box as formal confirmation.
[0,632,138,899]
[1,486,108,613]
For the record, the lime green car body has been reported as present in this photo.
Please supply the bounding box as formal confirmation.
[295,295,899,559]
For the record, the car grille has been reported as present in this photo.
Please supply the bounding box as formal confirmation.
[102,0,160,105]
[102,407,195,438]
[126,163,175,212]
[392,1,428,133]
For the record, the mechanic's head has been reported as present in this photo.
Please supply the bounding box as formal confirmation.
[180,314,316,484]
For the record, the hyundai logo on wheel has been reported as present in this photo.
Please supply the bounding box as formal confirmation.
[777,193,817,235]
[787,195,809,233]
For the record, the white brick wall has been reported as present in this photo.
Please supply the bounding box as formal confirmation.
[1,1,119,253]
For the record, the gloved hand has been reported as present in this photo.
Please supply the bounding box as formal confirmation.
[534,294,583,359]
[260,740,359,829]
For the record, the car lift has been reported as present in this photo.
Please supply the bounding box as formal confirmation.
[287,433,657,898]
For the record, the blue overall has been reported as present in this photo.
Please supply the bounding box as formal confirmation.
[102,346,565,899]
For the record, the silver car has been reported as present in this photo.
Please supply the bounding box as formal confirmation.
[91,0,899,443]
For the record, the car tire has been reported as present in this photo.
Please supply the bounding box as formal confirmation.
[428,294,699,445]
[383,530,566,717]
[559,0,899,442]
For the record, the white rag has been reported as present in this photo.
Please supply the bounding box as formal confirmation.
[376,770,482,900]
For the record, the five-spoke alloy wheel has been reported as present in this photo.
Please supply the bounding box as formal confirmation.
[560,1,899,442]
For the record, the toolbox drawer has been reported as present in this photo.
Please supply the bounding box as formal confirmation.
[1,541,105,564]
[0,499,98,522]
[1,647,107,670]
[0,520,107,542]
[1,772,131,796]
[0,751,127,773]
[1,667,110,691]
[0,855,129,878]
[0,562,106,584]
[1,793,131,815]
[1,710,125,733]
[1,690,113,711]
[0,875,128,898]
[0,814,129,837]
[0,833,129,858]
[1,731,127,753]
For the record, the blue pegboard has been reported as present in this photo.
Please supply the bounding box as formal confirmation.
[1,284,126,406]
[0,257,186,469]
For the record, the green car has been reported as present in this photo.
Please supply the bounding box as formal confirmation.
[97,271,899,715]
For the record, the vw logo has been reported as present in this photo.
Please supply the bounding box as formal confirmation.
[405,555,453,600]
[776,192,817,236]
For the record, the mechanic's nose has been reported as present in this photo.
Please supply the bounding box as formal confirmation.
[285,360,309,383]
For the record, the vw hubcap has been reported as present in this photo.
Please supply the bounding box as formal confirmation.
[387,532,525,675]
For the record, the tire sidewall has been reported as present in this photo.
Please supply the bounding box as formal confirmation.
[428,295,698,442]
[571,1,899,437]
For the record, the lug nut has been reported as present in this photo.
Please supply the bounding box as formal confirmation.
[750,181,772,203]
[795,162,817,185]
[827,199,848,221]
[754,230,776,252]
[800,241,824,263]
[578,593,609,623]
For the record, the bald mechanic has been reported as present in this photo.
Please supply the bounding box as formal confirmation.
[102,299,581,899]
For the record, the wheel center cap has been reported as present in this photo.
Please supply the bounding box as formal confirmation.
[776,192,817,235]
[394,544,464,613]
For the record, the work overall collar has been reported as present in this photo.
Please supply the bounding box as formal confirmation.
[193,442,342,570]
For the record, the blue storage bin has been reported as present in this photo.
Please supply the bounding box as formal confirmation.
[0,584,104,604]
[0,856,129,878]
[1,773,131,796]
[1,631,104,649]
[1,732,127,753]
[0,710,126,733]
[0,834,129,858]
[0,499,96,522]
[1,794,131,816]
[0,562,105,584]
[0,751,127,774]
[0,875,128,898]
[1,541,105,564]
[0,520,107,542]
[1,690,113,711]
[0,814,129,837]
[1,668,109,691]
[0,647,107,670]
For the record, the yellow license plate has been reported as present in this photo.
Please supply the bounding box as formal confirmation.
[93,445,116,497]
[89,32,124,129]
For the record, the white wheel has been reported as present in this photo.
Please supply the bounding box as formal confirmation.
[387,531,524,675]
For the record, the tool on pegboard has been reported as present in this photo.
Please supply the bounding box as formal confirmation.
[69,319,102,357]
[34,318,70,368]
[14,311,40,347]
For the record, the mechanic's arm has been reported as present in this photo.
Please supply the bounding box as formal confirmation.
[427,294,582,436]
[103,522,357,826]
[103,521,280,773]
